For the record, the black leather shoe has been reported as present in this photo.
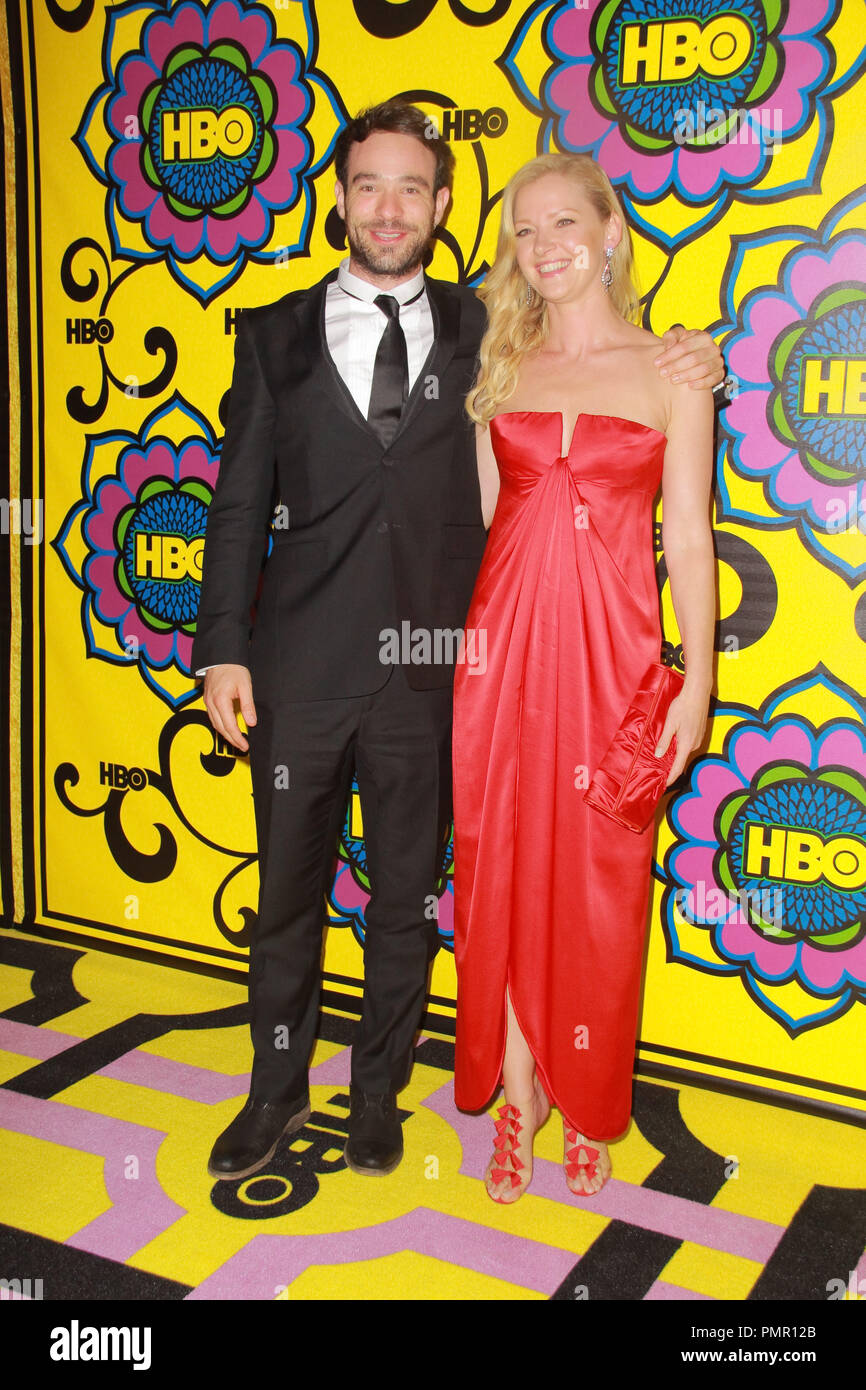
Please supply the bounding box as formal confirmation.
[344,1087,403,1176]
[208,1094,311,1180]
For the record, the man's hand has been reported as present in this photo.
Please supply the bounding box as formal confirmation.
[202,664,256,753]
[654,325,724,389]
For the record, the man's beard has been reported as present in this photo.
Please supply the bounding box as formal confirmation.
[345,217,433,279]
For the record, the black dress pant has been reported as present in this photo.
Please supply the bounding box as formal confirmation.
[246,662,453,1104]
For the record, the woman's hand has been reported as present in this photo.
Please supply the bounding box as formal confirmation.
[654,684,712,786]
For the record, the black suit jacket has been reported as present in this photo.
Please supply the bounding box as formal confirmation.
[192,271,488,698]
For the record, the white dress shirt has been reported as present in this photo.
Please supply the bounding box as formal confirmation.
[197,261,434,675]
[325,260,434,417]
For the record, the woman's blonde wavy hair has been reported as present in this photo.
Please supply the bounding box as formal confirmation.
[467,153,640,426]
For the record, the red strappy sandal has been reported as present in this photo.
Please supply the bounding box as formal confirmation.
[485,1103,528,1203]
[564,1126,610,1198]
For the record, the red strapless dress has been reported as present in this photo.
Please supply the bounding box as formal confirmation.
[452,411,667,1140]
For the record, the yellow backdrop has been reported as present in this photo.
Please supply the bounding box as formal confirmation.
[4,0,866,1122]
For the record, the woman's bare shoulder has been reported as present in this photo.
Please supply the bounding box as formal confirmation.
[615,322,664,352]
[605,326,667,386]
[605,326,672,427]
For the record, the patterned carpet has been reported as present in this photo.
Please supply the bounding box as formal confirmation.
[1,928,865,1307]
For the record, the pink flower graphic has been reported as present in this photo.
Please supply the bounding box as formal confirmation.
[719,225,866,583]
[75,0,335,301]
[664,680,866,1034]
[54,396,220,709]
[530,0,850,223]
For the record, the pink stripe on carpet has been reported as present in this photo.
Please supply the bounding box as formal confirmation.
[0,1090,185,1261]
[0,1019,248,1101]
[187,1209,579,1300]
[644,1280,714,1300]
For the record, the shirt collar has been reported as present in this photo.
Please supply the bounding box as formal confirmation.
[337,259,425,306]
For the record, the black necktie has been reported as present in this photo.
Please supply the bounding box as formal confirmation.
[367,294,408,446]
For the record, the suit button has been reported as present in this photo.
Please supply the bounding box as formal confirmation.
[377,521,389,533]
[382,457,394,467]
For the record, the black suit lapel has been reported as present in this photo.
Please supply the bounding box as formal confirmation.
[315,273,388,435]
[287,270,464,444]
[391,276,461,442]
[285,271,373,435]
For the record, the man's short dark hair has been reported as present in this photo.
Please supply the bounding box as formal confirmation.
[334,98,455,197]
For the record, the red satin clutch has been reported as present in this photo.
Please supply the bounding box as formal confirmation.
[583,663,684,833]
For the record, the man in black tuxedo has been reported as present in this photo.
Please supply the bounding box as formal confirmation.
[193,100,724,1181]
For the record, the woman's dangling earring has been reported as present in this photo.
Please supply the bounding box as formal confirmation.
[525,281,533,306]
[601,245,614,291]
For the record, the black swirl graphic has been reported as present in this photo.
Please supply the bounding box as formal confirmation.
[54,711,258,944]
[353,0,510,37]
[103,326,178,400]
[353,0,438,37]
[60,238,108,302]
[450,0,511,26]
[656,530,778,654]
[324,205,348,252]
[45,0,94,32]
[62,242,179,421]
[65,376,111,425]
[217,388,232,431]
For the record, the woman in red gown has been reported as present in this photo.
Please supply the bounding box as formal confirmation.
[452,154,715,1201]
